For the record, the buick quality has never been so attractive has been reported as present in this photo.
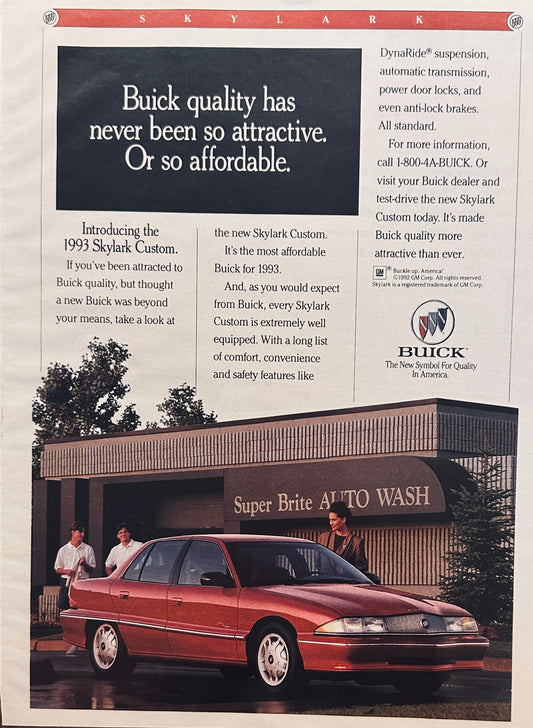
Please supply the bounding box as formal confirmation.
[61,535,488,698]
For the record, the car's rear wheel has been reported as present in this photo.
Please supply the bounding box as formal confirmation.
[89,622,133,678]
[393,672,448,700]
[253,622,304,696]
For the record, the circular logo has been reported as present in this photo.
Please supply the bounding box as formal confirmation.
[43,9,59,26]
[411,300,455,344]
[507,13,524,31]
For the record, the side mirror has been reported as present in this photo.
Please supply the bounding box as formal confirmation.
[365,572,381,585]
[200,571,236,588]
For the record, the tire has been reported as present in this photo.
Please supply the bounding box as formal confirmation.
[89,622,133,678]
[253,622,304,696]
[393,672,448,700]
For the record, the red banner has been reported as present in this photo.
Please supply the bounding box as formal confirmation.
[52,9,514,31]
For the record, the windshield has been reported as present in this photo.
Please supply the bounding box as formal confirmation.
[226,540,373,587]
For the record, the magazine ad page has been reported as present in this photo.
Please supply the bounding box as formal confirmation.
[1,1,532,726]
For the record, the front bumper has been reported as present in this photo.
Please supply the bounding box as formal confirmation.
[298,632,489,674]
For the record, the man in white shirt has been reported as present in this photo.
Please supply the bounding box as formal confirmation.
[55,520,96,586]
[105,521,143,575]
[54,520,96,655]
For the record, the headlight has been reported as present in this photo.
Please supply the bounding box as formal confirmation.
[443,616,478,633]
[315,617,387,635]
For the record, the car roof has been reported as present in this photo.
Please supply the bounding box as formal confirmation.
[144,534,313,545]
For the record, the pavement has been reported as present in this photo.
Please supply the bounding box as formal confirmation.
[30,634,512,672]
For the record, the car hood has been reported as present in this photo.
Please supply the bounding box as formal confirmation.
[252,582,469,617]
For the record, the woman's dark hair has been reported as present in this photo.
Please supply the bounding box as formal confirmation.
[329,501,352,523]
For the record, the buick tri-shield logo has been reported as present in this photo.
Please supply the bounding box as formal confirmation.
[411,300,455,344]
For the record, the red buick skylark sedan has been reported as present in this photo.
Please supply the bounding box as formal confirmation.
[61,534,488,698]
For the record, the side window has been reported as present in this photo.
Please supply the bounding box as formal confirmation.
[141,541,187,584]
[123,541,187,584]
[122,545,152,582]
[178,541,231,586]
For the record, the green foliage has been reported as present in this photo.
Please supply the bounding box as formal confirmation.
[32,338,141,477]
[157,383,217,426]
[439,454,514,630]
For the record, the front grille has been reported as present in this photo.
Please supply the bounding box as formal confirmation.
[385,613,446,633]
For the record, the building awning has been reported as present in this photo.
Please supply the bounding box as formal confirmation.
[224,456,475,521]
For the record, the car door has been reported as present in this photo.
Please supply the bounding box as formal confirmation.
[109,540,187,656]
[166,540,240,662]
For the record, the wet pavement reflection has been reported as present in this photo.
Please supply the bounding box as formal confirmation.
[30,651,512,716]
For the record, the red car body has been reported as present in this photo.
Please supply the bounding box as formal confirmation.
[61,534,488,697]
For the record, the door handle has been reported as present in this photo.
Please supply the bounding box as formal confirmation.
[171,597,183,606]
[119,591,129,599]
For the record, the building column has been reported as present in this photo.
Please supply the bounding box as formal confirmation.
[89,479,104,576]
[31,480,48,588]
[59,478,77,542]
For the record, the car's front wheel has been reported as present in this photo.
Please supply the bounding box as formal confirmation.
[253,622,304,696]
[89,622,133,678]
[393,672,448,700]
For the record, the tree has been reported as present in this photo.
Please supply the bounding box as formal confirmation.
[438,454,514,633]
[156,384,217,426]
[32,338,141,477]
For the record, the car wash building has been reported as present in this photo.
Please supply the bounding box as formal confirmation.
[32,398,517,603]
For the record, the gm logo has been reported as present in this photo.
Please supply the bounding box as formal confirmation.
[411,300,455,345]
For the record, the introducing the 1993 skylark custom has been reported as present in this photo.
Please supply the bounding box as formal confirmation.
[61,534,488,697]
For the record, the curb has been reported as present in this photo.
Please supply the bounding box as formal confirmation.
[31,638,71,652]
[483,657,512,672]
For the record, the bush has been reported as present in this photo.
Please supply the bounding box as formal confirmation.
[439,454,514,628]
